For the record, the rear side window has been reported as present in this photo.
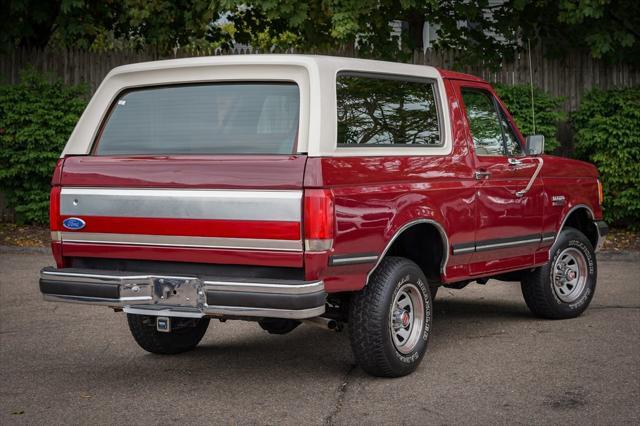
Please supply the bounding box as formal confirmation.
[95,83,299,155]
[336,74,441,147]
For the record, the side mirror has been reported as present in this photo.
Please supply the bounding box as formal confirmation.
[525,135,545,156]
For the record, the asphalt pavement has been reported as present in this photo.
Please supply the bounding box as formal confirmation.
[1,248,638,425]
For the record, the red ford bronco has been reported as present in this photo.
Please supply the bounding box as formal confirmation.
[40,55,608,377]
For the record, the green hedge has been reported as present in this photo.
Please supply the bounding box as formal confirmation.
[0,70,88,224]
[573,87,640,228]
[494,84,565,153]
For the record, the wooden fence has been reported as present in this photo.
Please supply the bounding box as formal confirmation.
[1,47,638,112]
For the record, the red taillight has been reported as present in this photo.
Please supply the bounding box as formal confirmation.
[50,186,64,267]
[49,186,61,232]
[50,159,64,267]
[49,158,64,233]
[304,189,334,252]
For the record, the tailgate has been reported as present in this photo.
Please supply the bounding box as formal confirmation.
[54,155,306,268]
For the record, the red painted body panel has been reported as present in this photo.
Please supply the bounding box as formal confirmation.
[62,243,303,268]
[303,78,480,288]
[437,68,486,83]
[448,78,544,274]
[540,155,601,232]
[61,155,307,189]
[57,155,306,270]
[305,155,477,289]
[58,216,301,240]
[52,74,602,294]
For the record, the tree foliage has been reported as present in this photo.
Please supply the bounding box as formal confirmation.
[508,0,639,64]
[1,1,637,65]
[572,87,640,228]
[494,83,565,153]
[0,70,88,224]
[1,0,221,53]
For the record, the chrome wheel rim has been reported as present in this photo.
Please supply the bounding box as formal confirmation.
[389,283,425,354]
[552,247,588,303]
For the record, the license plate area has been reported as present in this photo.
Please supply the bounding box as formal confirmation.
[151,277,202,308]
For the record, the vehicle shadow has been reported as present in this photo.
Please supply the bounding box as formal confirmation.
[87,296,538,387]
[433,297,533,323]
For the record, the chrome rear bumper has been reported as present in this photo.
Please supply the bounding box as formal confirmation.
[40,267,326,319]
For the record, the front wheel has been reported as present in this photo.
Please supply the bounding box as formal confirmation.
[127,314,210,354]
[349,257,433,377]
[521,227,597,319]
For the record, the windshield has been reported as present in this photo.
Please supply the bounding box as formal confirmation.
[94,82,300,155]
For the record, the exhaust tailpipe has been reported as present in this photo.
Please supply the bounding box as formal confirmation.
[303,317,339,330]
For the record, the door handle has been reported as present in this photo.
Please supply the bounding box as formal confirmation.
[508,158,523,166]
[475,170,490,180]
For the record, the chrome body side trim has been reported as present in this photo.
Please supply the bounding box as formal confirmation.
[366,218,449,284]
[450,243,475,255]
[60,232,302,252]
[451,233,555,255]
[475,237,541,252]
[329,254,378,266]
[451,246,475,254]
[60,187,302,222]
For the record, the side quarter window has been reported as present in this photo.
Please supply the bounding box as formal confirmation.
[336,74,441,147]
[461,89,505,156]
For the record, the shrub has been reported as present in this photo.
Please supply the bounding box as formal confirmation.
[494,84,565,153]
[0,70,88,224]
[573,87,640,228]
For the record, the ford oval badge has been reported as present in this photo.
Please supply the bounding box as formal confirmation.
[63,217,86,230]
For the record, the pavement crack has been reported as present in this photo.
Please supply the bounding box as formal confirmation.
[324,363,357,425]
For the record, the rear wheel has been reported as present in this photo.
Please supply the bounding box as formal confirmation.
[258,318,301,335]
[127,314,210,354]
[349,257,433,377]
[521,227,597,319]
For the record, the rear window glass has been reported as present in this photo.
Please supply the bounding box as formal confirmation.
[95,83,300,155]
[337,74,441,147]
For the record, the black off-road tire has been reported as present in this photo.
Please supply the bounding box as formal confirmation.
[521,227,597,319]
[127,314,210,354]
[258,318,301,335]
[349,256,433,377]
